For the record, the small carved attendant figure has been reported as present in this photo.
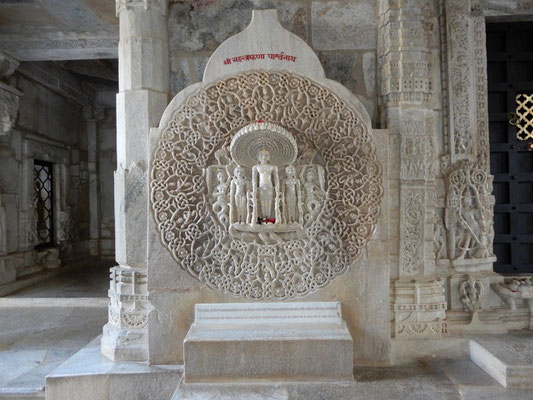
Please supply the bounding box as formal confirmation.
[303,168,324,216]
[434,215,446,260]
[212,170,229,225]
[454,191,482,260]
[252,149,280,222]
[230,166,250,224]
[284,165,301,224]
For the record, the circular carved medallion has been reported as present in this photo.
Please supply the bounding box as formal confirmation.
[151,71,383,300]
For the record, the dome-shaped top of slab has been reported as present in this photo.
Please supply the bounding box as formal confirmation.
[230,121,298,168]
[203,9,325,83]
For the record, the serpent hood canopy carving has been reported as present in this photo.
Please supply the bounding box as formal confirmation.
[150,70,383,300]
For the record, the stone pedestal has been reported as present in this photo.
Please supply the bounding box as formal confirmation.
[182,302,353,382]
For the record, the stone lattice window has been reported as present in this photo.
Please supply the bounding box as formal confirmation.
[513,93,533,141]
[33,160,54,247]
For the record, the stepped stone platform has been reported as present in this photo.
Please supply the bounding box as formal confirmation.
[173,359,533,400]
[470,331,533,388]
[183,302,353,382]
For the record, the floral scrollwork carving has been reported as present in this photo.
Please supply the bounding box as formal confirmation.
[150,71,383,300]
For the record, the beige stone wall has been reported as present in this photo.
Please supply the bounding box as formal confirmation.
[167,0,378,125]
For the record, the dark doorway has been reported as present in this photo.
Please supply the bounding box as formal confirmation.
[487,22,533,273]
[33,160,54,248]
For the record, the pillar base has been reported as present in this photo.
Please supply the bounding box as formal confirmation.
[101,323,148,362]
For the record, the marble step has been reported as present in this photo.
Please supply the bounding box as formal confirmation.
[470,332,533,388]
[173,359,533,400]
[0,388,44,400]
[0,297,107,308]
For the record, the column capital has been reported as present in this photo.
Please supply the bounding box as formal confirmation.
[116,0,168,17]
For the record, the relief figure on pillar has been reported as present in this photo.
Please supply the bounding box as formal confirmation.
[453,188,482,261]
[440,160,496,268]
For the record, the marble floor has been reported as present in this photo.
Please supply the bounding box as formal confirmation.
[0,262,110,398]
[7,262,111,299]
[0,306,108,398]
[1,264,533,399]
[2,308,533,400]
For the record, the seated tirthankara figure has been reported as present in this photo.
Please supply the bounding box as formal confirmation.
[206,121,326,241]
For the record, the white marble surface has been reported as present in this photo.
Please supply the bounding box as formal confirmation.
[0,306,107,396]
[203,10,325,83]
[184,301,352,382]
[470,332,533,388]
[194,302,342,326]
[46,336,181,400]
[174,359,533,400]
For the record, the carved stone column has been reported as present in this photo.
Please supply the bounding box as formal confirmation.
[444,0,478,164]
[378,0,447,338]
[439,1,499,334]
[0,51,21,285]
[101,0,169,362]
[84,105,104,256]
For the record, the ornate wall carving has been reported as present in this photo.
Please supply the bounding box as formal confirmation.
[151,70,383,300]
[108,266,150,329]
[443,160,495,266]
[391,279,447,338]
[400,188,425,276]
[445,1,476,160]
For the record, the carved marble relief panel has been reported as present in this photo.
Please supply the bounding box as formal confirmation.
[442,160,496,267]
[399,188,425,276]
[151,70,383,300]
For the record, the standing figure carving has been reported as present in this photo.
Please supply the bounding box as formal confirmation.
[302,166,325,218]
[230,166,250,224]
[212,170,229,226]
[252,149,280,223]
[454,190,482,261]
[283,165,302,224]
[443,160,496,266]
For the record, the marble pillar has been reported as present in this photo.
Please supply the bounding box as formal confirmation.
[0,51,21,285]
[101,0,169,362]
[84,106,104,256]
[378,0,447,337]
